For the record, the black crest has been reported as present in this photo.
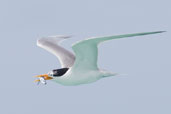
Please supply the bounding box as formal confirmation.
[52,68,69,77]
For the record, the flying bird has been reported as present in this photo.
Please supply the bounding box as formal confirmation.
[35,31,165,86]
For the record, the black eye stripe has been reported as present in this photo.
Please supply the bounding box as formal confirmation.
[53,70,57,73]
[52,68,69,77]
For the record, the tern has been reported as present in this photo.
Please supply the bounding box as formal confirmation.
[35,31,165,86]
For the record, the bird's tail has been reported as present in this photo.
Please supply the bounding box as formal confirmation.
[100,70,118,78]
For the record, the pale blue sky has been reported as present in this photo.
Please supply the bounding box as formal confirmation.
[0,0,170,114]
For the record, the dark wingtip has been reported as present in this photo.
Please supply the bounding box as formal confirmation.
[157,31,167,33]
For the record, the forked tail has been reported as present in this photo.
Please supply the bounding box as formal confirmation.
[100,70,118,78]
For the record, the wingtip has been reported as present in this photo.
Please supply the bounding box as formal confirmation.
[47,35,73,39]
[156,31,167,33]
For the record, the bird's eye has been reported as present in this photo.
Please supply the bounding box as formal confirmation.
[52,70,58,76]
[53,70,57,74]
[48,71,53,76]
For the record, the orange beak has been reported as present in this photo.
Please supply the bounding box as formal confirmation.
[34,74,53,82]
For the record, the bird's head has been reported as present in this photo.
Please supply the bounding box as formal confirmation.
[47,70,57,77]
[34,68,69,84]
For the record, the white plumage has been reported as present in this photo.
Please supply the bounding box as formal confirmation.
[36,31,165,86]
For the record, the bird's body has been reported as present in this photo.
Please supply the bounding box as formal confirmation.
[52,69,101,85]
[35,31,165,86]
[51,68,116,86]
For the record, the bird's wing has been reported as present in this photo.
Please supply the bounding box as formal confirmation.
[71,31,165,72]
[37,35,75,68]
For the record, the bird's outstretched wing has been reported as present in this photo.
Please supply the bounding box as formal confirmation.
[37,35,75,68]
[71,31,165,72]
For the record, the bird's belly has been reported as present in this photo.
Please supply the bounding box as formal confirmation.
[52,70,102,86]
